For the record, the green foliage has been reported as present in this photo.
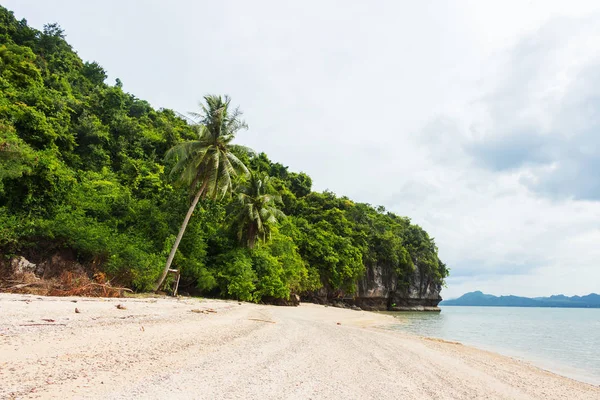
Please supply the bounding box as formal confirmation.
[0,5,448,300]
[210,226,313,302]
[252,225,313,300]
[215,248,256,301]
[0,208,35,251]
[404,224,449,284]
[231,173,285,249]
[251,246,288,300]
[0,123,35,193]
[0,43,43,88]
[154,94,252,291]
[166,95,250,200]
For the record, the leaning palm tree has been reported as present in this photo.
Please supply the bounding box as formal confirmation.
[232,173,285,249]
[154,95,251,291]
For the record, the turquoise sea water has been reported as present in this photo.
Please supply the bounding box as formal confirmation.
[386,306,600,385]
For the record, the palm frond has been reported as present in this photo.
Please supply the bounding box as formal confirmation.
[230,171,286,248]
[226,152,250,177]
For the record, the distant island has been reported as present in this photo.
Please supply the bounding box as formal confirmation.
[440,291,600,308]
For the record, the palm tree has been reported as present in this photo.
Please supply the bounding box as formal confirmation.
[154,95,251,291]
[232,173,285,249]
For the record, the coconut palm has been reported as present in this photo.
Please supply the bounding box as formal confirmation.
[154,95,251,291]
[232,173,285,249]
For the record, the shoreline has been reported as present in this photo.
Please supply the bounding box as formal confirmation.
[393,330,599,387]
[385,306,600,386]
[1,293,598,399]
[437,336,600,387]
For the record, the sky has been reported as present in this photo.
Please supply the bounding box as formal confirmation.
[6,0,600,298]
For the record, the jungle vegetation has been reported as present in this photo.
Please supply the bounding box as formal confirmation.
[0,6,448,301]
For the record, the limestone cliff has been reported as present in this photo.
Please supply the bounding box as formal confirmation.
[355,262,442,311]
[303,262,443,312]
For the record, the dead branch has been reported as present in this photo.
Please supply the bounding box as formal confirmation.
[248,318,276,324]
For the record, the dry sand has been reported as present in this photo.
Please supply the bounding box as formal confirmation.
[0,293,598,400]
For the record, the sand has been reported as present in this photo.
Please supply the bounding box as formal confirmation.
[0,293,598,399]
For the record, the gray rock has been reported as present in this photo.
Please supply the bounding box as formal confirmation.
[352,261,442,311]
[299,257,444,312]
[10,256,37,275]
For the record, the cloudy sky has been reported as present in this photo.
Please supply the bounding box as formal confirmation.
[7,0,600,298]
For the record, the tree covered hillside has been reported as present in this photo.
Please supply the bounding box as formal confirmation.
[0,6,448,301]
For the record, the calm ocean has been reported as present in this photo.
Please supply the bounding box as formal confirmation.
[386,306,600,385]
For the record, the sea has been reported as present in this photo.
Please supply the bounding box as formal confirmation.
[386,306,600,385]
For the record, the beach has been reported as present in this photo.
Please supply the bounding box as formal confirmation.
[0,293,598,400]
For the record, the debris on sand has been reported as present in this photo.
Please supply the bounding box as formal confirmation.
[1,270,129,298]
[191,308,217,314]
[248,318,276,324]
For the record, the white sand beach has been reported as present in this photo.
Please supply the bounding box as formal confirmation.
[0,293,598,399]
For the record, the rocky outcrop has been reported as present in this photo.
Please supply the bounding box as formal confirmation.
[302,262,443,312]
[355,262,442,311]
[1,250,87,280]
[262,294,301,307]
[10,256,39,276]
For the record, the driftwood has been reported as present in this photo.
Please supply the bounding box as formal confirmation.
[248,318,276,324]
[90,283,133,292]
[7,283,36,290]
[191,308,217,314]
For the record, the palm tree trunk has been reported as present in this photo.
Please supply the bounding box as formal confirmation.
[248,223,255,249]
[154,180,208,292]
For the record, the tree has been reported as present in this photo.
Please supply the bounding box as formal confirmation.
[232,173,285,249]
[154,95,251,291]
[0,5,448,300]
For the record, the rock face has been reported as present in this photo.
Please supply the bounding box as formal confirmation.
[303,262,443,312]
[2,250,87,280]
[10,256,38,276]
[262,294,301,307]
[355,262,442,311]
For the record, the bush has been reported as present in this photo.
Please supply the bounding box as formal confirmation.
[215,249,256,301]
